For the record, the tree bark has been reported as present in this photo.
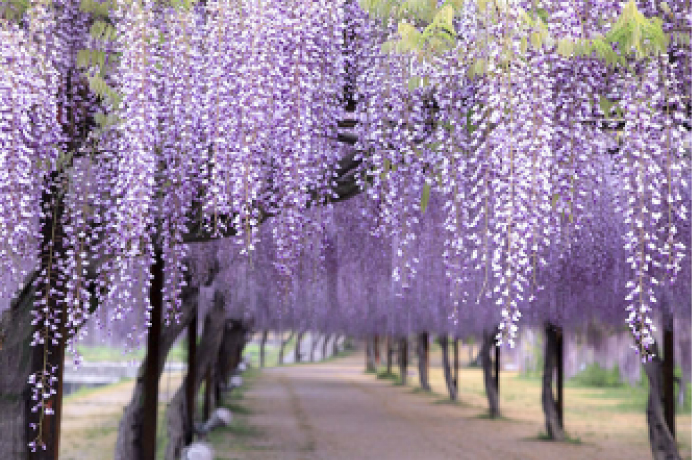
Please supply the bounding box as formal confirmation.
[278,331,294,365]
[398,337,408,385]
[386,337,393,374]
[662,316,675,440]
[0,273,37,459]
[366,337,377,372]
[644,342,682,460]
[113,285,201,460]
[332,335,339,357]
[216,320,248,388]
[417,333,431,392]
[542,323,565,441]
[481,329,500,418]
[439,335,457,400]
[453,338,459,394]
[294,331,305,363]
[322,334,331,360]
[260,330,268,368]
[162,295,228,460]
[140,250,164,460]
[310,333,320,362]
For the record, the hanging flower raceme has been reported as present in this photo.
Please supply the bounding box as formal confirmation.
[0,15,61,306]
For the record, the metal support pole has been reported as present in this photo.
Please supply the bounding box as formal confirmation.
[185,311,198,445]
[141,250,164,460]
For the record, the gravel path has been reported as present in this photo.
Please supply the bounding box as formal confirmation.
[215,353,654,460]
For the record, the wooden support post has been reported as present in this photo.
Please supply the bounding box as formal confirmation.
[185,310,198,445]
[453,338,459,392]
[494,342,500,398]
[141,250,164,460]
[556,326,564,428]
[663,317,676,439]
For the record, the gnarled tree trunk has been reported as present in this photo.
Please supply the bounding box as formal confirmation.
[644,343,681,460]
[439,335,457,400]
[162,293,229,460]
[417,332,431,392]
[113,285,201,460]
[542,324,565,441]
[481,329,500,418]
[0,273,37,459]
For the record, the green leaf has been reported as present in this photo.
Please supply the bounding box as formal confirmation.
[396,22,423,52]
[556,38,574,57]
[599,96,614,118]
[420,182,431,213]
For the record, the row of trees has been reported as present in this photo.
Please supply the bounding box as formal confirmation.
[0,0,689,458]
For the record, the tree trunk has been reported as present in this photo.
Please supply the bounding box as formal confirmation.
[216,320,248,388]
[278,331,294,365]
[366,337,377,372]
[332,335,339,357]
[322,334,331,360]
[662,317,675,440]
[398,337,408,385]
[481,329,500,418]
[0,273,37,459]
[644,342,682,460]
[113,285,202,460]
[310,333,319,362]
[542,323,565,441]
[439,335,457,400]
[294,331,305,363]
[260,330,268,368]
[161,296,227,460]
[417,333,431,392]
[164,316,246,460]
[453,338,459,394]
[386,337,393,374]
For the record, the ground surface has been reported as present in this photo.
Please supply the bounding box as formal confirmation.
[212,351,691,460]
[59,372,183,460]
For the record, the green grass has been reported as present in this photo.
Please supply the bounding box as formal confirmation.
[75,343,186,363]
[568,363,624,388]
[64,378,133,402]
[530,432,584,444]
[207,367,266,456]
[376,370,398,381]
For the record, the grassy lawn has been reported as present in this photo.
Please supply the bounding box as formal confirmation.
[207,367,267,459]
[75,342,187,363]
[373,347,692,459]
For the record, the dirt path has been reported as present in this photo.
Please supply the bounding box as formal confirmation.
[214,353,660,460]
